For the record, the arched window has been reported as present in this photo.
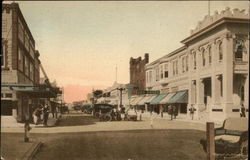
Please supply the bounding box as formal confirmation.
[235,40,243,61]
[218,42,223,61]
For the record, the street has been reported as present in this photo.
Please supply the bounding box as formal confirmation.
[2,112,207,160]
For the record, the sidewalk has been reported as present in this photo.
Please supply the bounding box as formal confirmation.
[1,133,43,160]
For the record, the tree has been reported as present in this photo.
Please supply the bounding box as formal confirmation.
[93,90,103,98]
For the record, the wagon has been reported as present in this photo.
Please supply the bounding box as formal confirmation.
[200,117,248,159]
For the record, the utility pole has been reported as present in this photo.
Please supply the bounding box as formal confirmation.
[117,87,125,109]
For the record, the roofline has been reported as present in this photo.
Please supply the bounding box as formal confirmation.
[181,17,249,44]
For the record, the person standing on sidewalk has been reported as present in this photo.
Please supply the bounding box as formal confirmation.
[240,102,246,117]
[189,104,195,120]
[168,105,173,120]
[43,104,50,126]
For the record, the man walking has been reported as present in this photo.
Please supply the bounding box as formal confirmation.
[240,102,246,117]
[189,105,195,120]
[43,104,50,126]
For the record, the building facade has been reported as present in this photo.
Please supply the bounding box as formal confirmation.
[145,8,249,123]
[1,3,59,122]
[130,53,149,95]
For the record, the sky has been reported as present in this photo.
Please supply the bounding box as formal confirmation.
[11,1,249,103]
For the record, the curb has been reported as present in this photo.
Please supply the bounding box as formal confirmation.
[21,142,43,160]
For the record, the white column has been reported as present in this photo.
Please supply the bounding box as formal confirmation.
[222,35,234,115]
[212,75,220,104]
[197,78,205,111]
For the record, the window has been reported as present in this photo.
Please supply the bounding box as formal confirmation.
[235,40,243,61]
[202,49,205,66]
[182,57,185,73]
[18,47,23,71]
[30,63,34,81]
[156,68,159,81]
[173,61,175,76]
[193,52,196,69]
[240,86,244,102]
[208,47,212,64]
[24,56,29,76]
[160,65,163,79]
[164,64,168,78]
[1,40,5,67]
[175,60,178,75]
[186,56,188,71]
[218,42,223,61]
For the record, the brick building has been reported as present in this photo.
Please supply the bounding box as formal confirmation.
[1,3,60,122]
[129,53,149,95]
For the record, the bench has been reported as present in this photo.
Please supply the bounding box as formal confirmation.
[200,117,248,156]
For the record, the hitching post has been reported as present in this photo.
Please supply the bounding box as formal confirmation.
[206,122,215,160]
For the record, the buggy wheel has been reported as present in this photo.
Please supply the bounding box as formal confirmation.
[240,140,248,155]
[105,115,112,122]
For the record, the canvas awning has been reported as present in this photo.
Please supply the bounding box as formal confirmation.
[159,92,176,104]
[150,94,167,105]
[1,83,61,98]
[167,90,188,103]
[130,96,144,106]
[137,94,157,105]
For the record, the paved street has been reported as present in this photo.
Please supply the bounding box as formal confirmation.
[1,113,209,160]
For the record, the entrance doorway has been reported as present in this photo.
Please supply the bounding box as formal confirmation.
[203,78,212,107]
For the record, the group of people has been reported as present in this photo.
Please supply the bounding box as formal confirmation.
[32,104,50,126]
[167,105,178,120]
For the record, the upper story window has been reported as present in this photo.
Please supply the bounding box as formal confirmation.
[18,47,24,71]
[235,39,244,61]
[182,57,185,73]
[173,61,175,76]
[208,46,212,65]
[202,49,205,66]
[164,64,168,78]
[155,68,160,81]
[160,65,163,79]
[186,56,188,71]
[218,42,223,61]
[24,56,29,76]
[1,39,5,67]
[175,60,178,75]
[30,63,34,81]
[193,52,196,69]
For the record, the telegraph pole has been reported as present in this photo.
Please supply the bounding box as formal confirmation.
[117,87,125,109]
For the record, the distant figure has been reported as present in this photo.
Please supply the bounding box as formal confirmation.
[172,105,177,119]
[189,105,195,120]
[43,104,50,126]
[168,105,173,120]
[150,111,154,128]
[240,103,246,117]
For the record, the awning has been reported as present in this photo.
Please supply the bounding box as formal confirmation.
[159,92,176,104]
[150,94,167,105]
[130,96,144,106]
[137,94,157,105]
[168,90,188,103]
[1,83,61,98]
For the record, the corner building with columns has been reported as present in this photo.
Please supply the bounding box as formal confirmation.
[145,8,249,123]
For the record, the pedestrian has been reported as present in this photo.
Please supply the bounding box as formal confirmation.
[189,104,195,120]
[43,104,50,126]
[168,105,173,120]
[150,111,154,128]
[240,102,246,117]
[173,105,177,119]
[33,105,43,125]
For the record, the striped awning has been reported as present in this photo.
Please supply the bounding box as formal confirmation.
[150,94,167,105]
[130,96,144,106]
[168,90,188,103]
[137,95,157,105]
[159,92,176,104]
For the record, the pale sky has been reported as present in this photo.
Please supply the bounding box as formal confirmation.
[12,1,249,102]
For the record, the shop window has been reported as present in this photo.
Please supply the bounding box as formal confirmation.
[218,42,223,61]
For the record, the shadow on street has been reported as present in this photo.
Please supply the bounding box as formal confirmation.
[57,113,98,127]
